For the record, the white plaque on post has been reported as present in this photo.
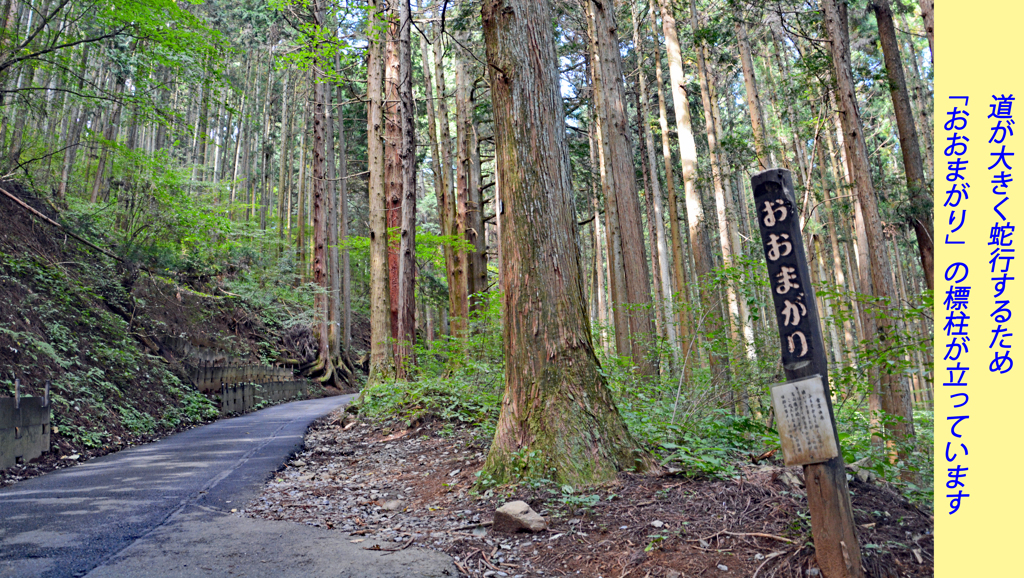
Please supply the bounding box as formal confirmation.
[770,375,839,466]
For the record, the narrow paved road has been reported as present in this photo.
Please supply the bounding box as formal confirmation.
[0,396,455,578]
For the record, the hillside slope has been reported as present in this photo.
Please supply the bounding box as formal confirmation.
[0,182,357,483]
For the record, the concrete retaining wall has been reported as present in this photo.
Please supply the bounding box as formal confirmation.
[216,381,308,415]
[0,397,51,470]
[190,365,297,393]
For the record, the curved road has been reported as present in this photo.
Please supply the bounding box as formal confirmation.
[0,396,455,578]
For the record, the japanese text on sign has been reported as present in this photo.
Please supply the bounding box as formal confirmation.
[769,375,839,467]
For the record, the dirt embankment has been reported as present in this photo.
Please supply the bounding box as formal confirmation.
[0,182,351,484]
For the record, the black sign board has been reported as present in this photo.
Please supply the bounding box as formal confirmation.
[752,169,826,371]
[750,169,863,578]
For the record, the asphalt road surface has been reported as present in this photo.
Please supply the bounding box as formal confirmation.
[0,395,455,578]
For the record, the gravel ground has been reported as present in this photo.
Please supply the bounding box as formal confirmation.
[244,410,934,578]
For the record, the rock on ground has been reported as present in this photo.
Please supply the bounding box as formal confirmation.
[492,501,546,533]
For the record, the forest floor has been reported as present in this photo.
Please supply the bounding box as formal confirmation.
[245,410,934,578]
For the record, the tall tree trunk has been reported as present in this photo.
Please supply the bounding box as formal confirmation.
[310,40,335,383]
[587,34,628,361]
[433,32,467,337]
[367,0,393,380]
[657,0,720,380]
[871,0,934,290]
[588,0,657,374]
[690,0,746,380]
[336,53,352,354]
[324,65,341,362]
[468,107,487,310]
[709,72,757,365]
[384,14,402,345]
[90,76,125,203]
[648,0,692,372]
[918,0,933,59]
[455,43,479,314]
[898,17,934,181]
[480,0,652,485]
[588,123,608,349]
[819,132,856,364]
[395,0,417,377]
[422,25,445,229]
[736,19,772,170]
[297,109,308,272]
[278,68,292,246]
[822,0,914,457]
[631,1,678,360]
[57,44,92,203]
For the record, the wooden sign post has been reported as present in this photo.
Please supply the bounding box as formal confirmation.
[751,169,863,578]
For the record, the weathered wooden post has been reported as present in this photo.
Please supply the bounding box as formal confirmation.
[751,169,863,578]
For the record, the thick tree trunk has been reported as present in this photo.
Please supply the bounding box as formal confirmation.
[367,0,393,380]
[588,0,656,375]
[822,0,914,457]
[395,0,417,377]
[871,0,934,290]
[480,0,652,485]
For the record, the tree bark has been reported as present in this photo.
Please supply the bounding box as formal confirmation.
[586,29,628,361]
[631,1,677,360]
[690,0,746,376]
[822,0,914,458]
[736,19,772,170]
[588,0,657,374]
[480,0,652,485]
[309,2,333,383]
[918,0,933,59]
[395,0,417,378]
[296,114,307,277]
[657,0,720,380]
[385,14,402,344]
[431,32,467,338]
[278,68,292,246]
[871,0,933,290]
[367,0,393,380]
[336,53,352,354]
[648,0,692,372]
[588,121,608,349]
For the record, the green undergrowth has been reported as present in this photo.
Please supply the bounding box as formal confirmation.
[351,293,933,510]
[0,249,219,454]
